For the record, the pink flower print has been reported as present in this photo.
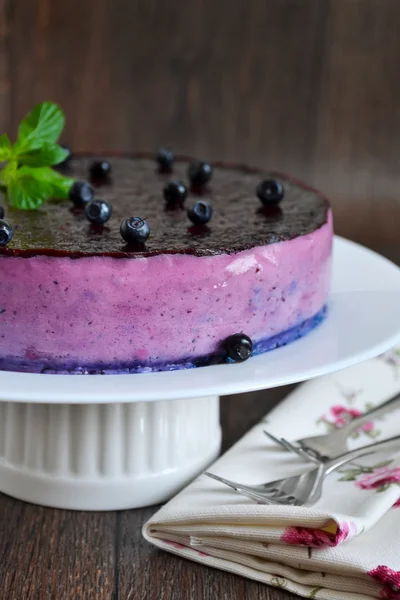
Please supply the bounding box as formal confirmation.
[281,522,356,548]
[369,566,400,599]
[167,541,186,550]
[329,405,374,432]
[393,498,400,508]
[318,399,383,440]
[334,522,357,544]
[356,466,400,493]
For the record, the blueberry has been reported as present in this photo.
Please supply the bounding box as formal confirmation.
[187,161,213,186]
[163,181,188,207]
[187,201,213,225]
[156,148,174,171]
[57,144,72,167]
[256,179,284,205]
[0,219,13,247]
[85,200,112,225]
[120,217,150,244]
[89,160,111,179]
[0,206,4,219]
[68,181,94,207]
[224,333,253,362]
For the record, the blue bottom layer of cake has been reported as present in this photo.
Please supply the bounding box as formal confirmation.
[0,306,327,375]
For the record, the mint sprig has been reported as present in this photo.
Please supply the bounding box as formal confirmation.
[16,142,69,168]
[0,134,12,160]
[8,167,74,210]
[0,102,75,210]
[14,102,65,152]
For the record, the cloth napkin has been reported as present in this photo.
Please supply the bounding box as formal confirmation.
[143,346,400,600]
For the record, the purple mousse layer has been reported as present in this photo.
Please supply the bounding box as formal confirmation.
[0,212,332,374]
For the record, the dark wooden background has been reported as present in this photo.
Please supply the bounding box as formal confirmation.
[0,0,399,598]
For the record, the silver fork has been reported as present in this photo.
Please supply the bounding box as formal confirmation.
[264,390,400,461]
[204,434,400,506]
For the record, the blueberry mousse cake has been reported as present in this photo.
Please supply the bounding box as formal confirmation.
[0,154,333,374]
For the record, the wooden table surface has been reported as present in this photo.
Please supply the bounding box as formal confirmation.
[0,0,400,597]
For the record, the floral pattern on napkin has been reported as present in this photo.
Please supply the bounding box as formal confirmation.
[143,345,400,600]
[368,566,400,599]
[356,465,400,493]
[316,384,384,439]
[338,459,400,499]
[317,403,379,439]
[281,521,357,547]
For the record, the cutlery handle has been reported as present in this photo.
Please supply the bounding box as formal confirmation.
[325,435,400,474]
[339,391,400,435]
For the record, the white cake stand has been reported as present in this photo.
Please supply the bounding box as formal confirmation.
[0,237,399,511]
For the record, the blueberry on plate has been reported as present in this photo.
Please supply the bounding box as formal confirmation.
[187,161,213,186]
[85,200,112,225]
[89,160,112,179]
[156,148,174,172]
[120,217,150,244]
[163,180,188,207]
[68,181,94,207]
[256,179,284,205]
[187,200,213,225]
[0,219,13,247]
[224,333,253,362]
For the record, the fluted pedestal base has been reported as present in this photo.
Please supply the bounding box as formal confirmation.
[0,396,221,510]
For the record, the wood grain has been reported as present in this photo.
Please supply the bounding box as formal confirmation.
[0,497,117,599]
[313,0,400,260]
[0,0,400,598]
[0,0,11,133]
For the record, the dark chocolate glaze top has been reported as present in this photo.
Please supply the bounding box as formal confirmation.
[0,154,330,259]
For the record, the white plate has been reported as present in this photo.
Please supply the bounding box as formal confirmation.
[1,236,400,404]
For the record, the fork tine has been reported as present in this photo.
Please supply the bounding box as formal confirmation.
[279,438,300,453]
[203,472,278,504]
[296,441,325,462]
[280,437,321,464]
[263,429,290,451]
[203,471,261,495]
[203,471,233,486]
[296,446,321,462]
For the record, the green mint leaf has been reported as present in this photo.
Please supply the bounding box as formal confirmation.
[14,102,65,153]
[1,102,71,210]
[17,143,69,167]
[8,174,54,210]
[0,160,18,186]
[19,166,74,199]
[0,133,12,161]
